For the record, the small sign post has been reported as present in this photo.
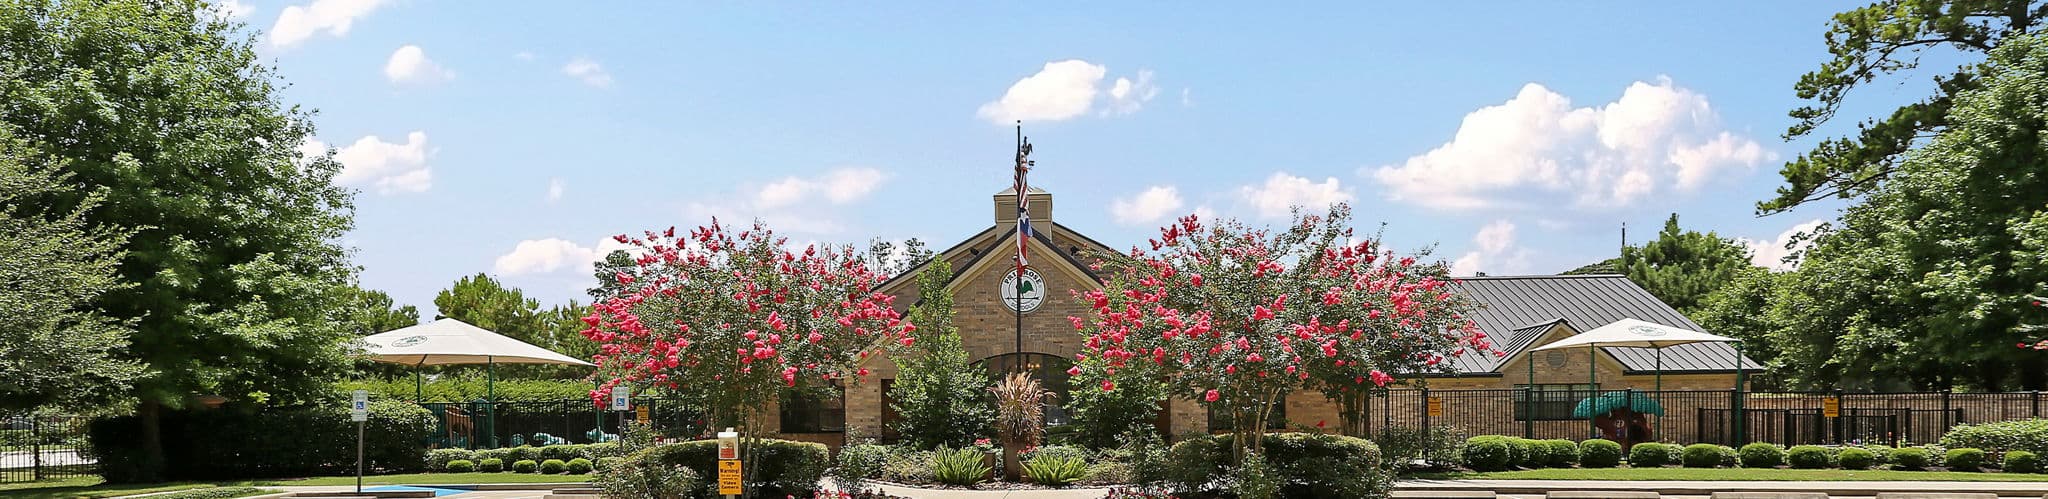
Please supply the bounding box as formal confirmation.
[1823,398,1840,418]
[610,387,630,441]
[350,390,368,494]
[1426,396,1445,418]
[717,428,741,497]
[635,405,650,425]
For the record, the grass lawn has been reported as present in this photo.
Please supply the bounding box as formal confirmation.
[0,472,590,499]
[1417,467,2048,482]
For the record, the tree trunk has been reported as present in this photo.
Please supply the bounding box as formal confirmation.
[138,399,165,483]
[1337,390,1369,438]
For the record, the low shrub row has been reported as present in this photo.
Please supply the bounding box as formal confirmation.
[1459,436,2048,473]
[442,457,593,474]
[89,400,437,483]
[425,443,625,471]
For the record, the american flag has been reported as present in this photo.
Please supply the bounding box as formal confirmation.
[1013,135,1033,272]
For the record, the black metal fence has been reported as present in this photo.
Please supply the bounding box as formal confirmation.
[1,414,93,483]
[417,397,707,450]
[1365,389,2048,446]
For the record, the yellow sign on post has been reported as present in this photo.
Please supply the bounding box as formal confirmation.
[1823,398,1840,418]
[1426,397,1444,417]
[635,406,649,424]
[717,459,742,496]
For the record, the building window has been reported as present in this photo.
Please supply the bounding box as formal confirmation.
[978,353,1072,426]
[779,382,845,433]
[1513,384,1597,421]
[1208,398,1288,432]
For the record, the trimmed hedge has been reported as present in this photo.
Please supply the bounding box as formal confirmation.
[1578,439,1622,468]
[89,400,435,482]
[1890,447,1931,470]
[1945,448,1986,471]
[445,460,476,473]
[1164,433,1388,498]
[1505,438,1536,468]
[1786,445,1832,469]
[1681,444,1731,468]
[479,458,504,472]
[426,448,476,471]
[1461,436,1515,471]
[1537,439,1578,467]
[1837,448,1877,470]
[512,459,538,473]
[1738,443,1784,468]
[1628,443,1676,467]
[2004,450,2040,474]
[639,438,828,498]
[540,459,567,474]
[566,457,594,474]
[1941,419,2048,457]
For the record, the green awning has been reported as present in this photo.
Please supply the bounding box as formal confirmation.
[1572,391,1665,418]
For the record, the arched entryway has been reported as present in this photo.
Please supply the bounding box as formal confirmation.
[976,352,1073,425]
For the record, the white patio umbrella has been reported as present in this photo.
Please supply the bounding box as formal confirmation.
[1530,318,1742,439]
[360,318,595,446]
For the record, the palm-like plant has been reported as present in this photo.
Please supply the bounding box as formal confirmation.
[991,371,1054,481]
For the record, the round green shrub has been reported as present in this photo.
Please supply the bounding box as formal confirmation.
[1579,439,1623,468]
[445,459,476,473]
[1945,448,1986,471]
[1862,445,1894,465]
[566,457,594,474]
[539,459,567,474]
[1786,445,1832,469]
[426,448,476,472]
[1628,443,1673,467]
[1505,438,1536,468]
[506,446,539,463]
[511,459,538,473]
[1682,444,1727,468]
[1940,419,2048,458]
[1462,436,1515,471]
[1890,447,1931,470]
[540,444,588,461]
[1738,443,1785,468]
[1837,448,1877,470]
[478,458,504,473]
[2003,450,2040,474]
[1540,440,1579,467]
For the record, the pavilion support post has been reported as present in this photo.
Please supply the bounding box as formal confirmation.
[1588,344,1598,440]
[1525,353,1535,439]
[1733,342,1747,445]
[488,356,497,448]
[1654,349,1663,441]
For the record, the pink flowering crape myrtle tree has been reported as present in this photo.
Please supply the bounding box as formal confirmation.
[1072,204,1497,458]
[581,220,915,494]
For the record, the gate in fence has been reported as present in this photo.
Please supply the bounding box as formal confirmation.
[0,414,94,483]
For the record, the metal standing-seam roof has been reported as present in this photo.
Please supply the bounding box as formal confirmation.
[1442,274,1761,375]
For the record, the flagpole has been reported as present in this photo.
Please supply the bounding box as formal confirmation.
[1014,123,1025,366]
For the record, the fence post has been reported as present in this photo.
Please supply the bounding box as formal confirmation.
[31,417,43,480]
[1833,389,1845,445]
[1942,390,1953,430]
[2035,391,2041,419]
[1523,386,1534,439]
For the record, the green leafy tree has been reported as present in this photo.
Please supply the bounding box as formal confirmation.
[887,258,993,449]
[1764,0,2047,213]
[1693,267,1793,387]
[1063,346,1167,449]
[337,286,420,338]
[1619,214,1755,314]
[1772,34,2048,390]
[1,0,358,479]
[0,129,142,411]
[433,274,590,379]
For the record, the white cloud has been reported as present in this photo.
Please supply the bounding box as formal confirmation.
[215,0,253,19]
[384,45,453,84]
[562,57,613,88]
[268,0,386,49]
[1110,185,1186,226]
[1368,77,1774,211]
[546,178,565,203]
[514,52,535,61]
[1239,172,1353,219]
[330,131,432,195]
[494,238,604,276]
[685,168,893,235]
[976,60,1159,124]
[1180,88,1193,107]
[1105,70,1159,115]
[1451,220,1532,276]
[1739,219,1827,271]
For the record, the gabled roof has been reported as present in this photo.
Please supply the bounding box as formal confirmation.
[874,223,1108,298]
[1445,275,1761,375]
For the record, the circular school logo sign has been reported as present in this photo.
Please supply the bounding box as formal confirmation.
[1001,268,1044,314]
[1628,325,1668,337]
[393,335,429,347]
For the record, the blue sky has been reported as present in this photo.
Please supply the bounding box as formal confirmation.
[235,1,1930,315]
